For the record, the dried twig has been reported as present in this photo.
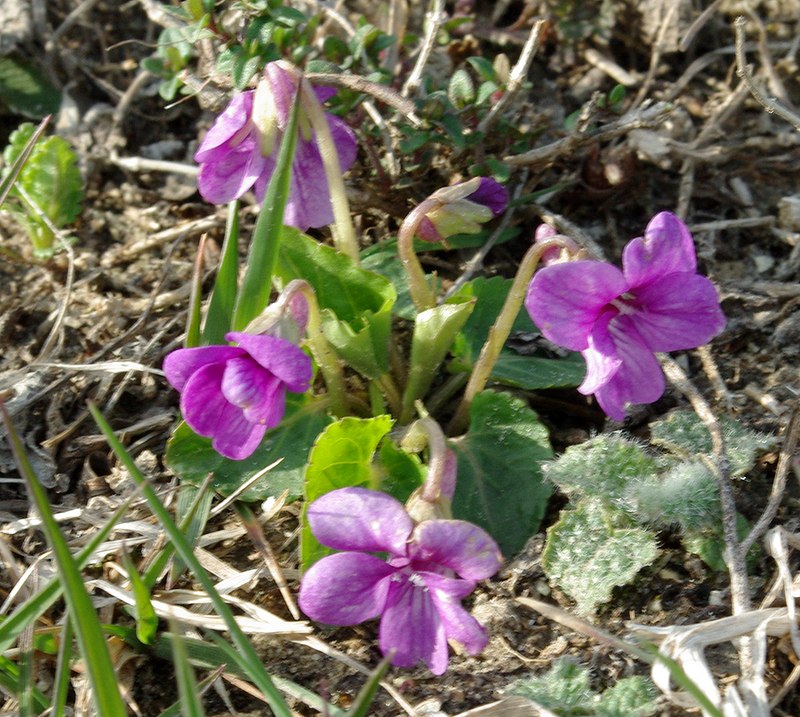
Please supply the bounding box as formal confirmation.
[504,101,672,167]
[477,19,545,134]
[734,17,800,132]
[741,408,800,554]
[660,355,751,616]
[402,0,446,98]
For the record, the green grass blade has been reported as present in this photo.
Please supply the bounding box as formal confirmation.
[0,491,138,654]
[185,236,206,348]
[346,654,392,717]
[202,200,240,344]
[232,90,301,331]
[168,481,213,586]
[0,655,49,712]
[122,548,159,645]
[168,620,206,717]
[155,665,225,717]
[89,402,293,717]
[17,636,36,717]
[1,402,128,717]
[142,475,213,589]
[51,618,74,717]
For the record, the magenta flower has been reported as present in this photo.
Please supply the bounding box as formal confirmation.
[194,61,357,230]
[525,212,725,420]
[163,332,312,460]
[298,487,502,674]
[416,177,508,243]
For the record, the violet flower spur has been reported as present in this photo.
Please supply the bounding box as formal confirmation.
[194,60,357,231]
[298,487,502,675]
[163,332,312,460]
[525,211,725,420]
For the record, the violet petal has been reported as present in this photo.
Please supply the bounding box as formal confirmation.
[632,273,726,352]
[194,92,254,161]
[298,552,394,624]
[380,573,449,674]
[220,357,286,428]
[197,138,269,205]
[422,572,488,654]
[225,333,312,392]
[622,212,697,289]
[306,487,414,554]
[592,315,665,419]
[163,345,244,391]
[411,520,502,581]
[469,177,508,216]
[526,261,627,350]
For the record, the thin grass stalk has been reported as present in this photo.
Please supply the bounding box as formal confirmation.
[185,234,206,348]
[88,403,293,717]
[51,618,74,717]
[203,200,240,344]
[1,401,128,717]
[168,620,205,717]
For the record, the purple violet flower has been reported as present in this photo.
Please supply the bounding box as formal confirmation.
[163,332,312,460]
[416,177,508,243]
[525,211,726,420]
[194,60,357,231]
[298,487,502,674]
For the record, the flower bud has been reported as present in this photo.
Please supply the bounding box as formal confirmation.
[416,177,508,243]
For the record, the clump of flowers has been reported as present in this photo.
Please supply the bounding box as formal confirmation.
[525,211,725,419]
[163,329,312,460]
[298,436,502,674]
[194,60,357,230]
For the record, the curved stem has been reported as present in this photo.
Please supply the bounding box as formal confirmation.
[448,238,573,434]
[398,201,438,311]
[299,78,360,263]
[284,280,347,417]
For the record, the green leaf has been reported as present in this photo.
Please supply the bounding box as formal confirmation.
[400,299,475,421]
[449,390,552,556]
[545,433,659,503]
[168,622,206,717]
[466,56,497,82]
[649,409,774,477]
[378,440,424,503]
[3,122,83,256]
[0,55,61,118]
[542,500,659,615]
[595,676,658,717]
[301,415,394,570]
[165,397,332,501]
[121,550,158,645]
[278,227,396,378]
[506,657,593,713]
[450,277,586,389]
[447,68,475,107]
[631,461,720,531]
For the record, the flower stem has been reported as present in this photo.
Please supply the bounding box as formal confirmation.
[299,78,360,263]
[398,201,438,312]
[448,238,573,434]
[287,280,347,418]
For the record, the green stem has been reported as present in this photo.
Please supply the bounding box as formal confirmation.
[398,201,438,311]
[448,238,573,434]
[284,280,347,417]
[299,78,360,263]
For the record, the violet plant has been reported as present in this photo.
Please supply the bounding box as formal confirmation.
[161,36,727,688]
